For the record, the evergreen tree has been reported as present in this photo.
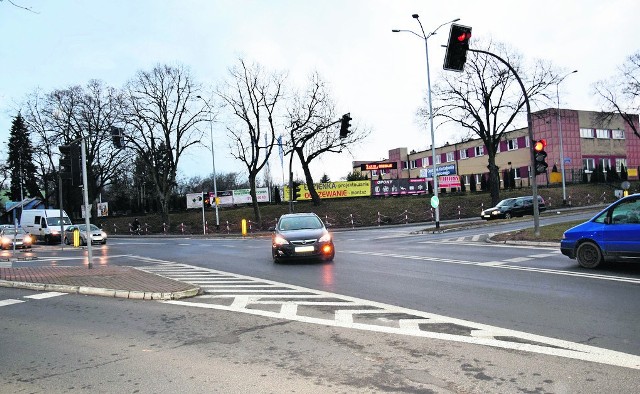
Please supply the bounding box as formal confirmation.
[6,113,40,201]
[470,174,477,192]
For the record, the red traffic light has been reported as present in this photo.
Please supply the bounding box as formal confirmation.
[457,32,471,42]
[534,139,547,152]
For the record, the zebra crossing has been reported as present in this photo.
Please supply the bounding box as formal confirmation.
[0,291,66,307]
[136,260,640,370]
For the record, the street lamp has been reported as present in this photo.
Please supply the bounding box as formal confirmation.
[196,95,220,230]
[392,15,459,229]
[556,69,578,205]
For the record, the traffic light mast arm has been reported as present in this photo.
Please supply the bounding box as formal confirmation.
[468,48,541,236]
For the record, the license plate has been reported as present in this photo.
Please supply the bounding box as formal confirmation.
[294,246,314,253]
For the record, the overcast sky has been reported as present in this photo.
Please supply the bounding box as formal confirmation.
[1,0,638,184]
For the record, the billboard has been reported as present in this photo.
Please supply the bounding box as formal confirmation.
[186,193,204,209]
[283,181,371,201]
[371,178,427,196]
[419,164,457,178]
[232,188,270,204]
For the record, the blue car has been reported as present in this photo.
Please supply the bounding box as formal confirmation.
[561,193,640,268]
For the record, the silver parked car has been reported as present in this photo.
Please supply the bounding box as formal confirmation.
[64,224,108,245]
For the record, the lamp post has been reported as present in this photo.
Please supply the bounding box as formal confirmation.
[196,95,220,230]
[393,15,459,230]
[556,69,578,205]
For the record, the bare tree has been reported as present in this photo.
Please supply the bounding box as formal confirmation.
[123,64,207,226]
[22,81,129,214]
[286,72,369,205]
[423,40,558,206]
[217,59,285,225]
[593,51,640,139]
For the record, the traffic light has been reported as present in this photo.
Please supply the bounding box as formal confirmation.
[292,182,302,201]
[443,24,472,72]
[59,144,82,185]
[111,126,124,148]
[339,113,352,138]
[533,139,548,175]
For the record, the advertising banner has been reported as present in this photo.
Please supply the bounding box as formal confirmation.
[438,175,461,189]
[283,181,371,201]
[420,164,457,178]
[97,202,109,217]
[214,191,234,206]
[186,193,204,209]
[371,178,427,196]
[232,188,270,204]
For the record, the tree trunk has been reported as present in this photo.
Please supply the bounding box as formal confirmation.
[487,154,501,206]
[296,149,321,206]
[248,173,262,227]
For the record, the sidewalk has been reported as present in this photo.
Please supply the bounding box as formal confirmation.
[0,266,201,300]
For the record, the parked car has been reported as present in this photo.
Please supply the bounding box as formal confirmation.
[561,193,640,268]
[271,213,334,263]
[0,225,33,250]
[64,224,108,245]
[481,195,546,220]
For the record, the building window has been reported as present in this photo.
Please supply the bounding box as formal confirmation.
[596,129,610,139]
[459,149,468,159]
[616,158,627,172]
[580,128,594,138]
[507,139,518,151]
[380,169,386,175]
[435,155,441,165]
[514,167,522,179]
[474,146,484,156]
[446,152,455,162]
[525,136,530,148]
[612,129,625,139]
[583,158,595,173]
[402,161,408,169]
[598,158,611,170]
[422,157,429,167]
[371,170,378,177]
[409,160,416,169]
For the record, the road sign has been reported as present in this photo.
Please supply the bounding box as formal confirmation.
[431,195,440,208]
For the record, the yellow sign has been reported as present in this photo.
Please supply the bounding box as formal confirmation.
[284,181,371,201]
[629,168,638,179]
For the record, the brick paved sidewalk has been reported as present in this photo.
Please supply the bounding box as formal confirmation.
[0,266,200,300]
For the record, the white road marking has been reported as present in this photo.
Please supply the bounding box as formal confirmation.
[346,250,640,284]
[0,299,25,307]
[138,261,640,370]
[24,292,66,300]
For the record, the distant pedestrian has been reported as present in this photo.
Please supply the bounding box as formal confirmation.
[133,218,141,235]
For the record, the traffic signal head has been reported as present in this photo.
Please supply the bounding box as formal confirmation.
[533,139,548,175]
[339,113,352,138]
[111,126,124,148]
[59,144,82,185]
[443,24,472,72]
[293,183,302,201]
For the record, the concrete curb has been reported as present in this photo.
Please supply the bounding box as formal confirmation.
[0,279,200,300]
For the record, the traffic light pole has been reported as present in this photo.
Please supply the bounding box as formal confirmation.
[80,139,94,268]
[469,48,541,236]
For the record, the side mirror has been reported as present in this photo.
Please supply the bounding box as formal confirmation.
[268,226,276,232]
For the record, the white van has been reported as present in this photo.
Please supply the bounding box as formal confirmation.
[20,209,72,244]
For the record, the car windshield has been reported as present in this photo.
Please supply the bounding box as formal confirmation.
[47,217,72,226]
[279,216,322,231]
[496,199,516,207]
[74,224,101,231]
[1,227,27,235]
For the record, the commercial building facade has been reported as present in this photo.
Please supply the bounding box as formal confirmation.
[354,108,640,190]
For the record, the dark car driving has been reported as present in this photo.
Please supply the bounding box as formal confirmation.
[481,195,546,220]
[271,213,334,263]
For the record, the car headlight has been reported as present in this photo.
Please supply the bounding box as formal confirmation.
[491,211,499,215]
[51,230,59,235]
[24,235,32,243]
[1,237,9,245]
[101,231,107,238]
[319,232,331,242]
[273,235,289,245]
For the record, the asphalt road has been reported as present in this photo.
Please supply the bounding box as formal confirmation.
[2,210,640,392]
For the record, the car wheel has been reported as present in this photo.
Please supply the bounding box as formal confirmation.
[576,241,603,269]
[504,212,512,219]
